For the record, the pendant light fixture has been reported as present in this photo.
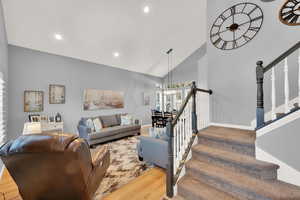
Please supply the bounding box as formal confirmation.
[166,48,173,89]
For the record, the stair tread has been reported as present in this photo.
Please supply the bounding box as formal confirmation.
[193,144,279,170]
[186,159,300,199]
[178,176,240,200]
[200,126,255,145]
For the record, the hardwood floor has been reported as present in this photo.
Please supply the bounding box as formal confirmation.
[0,167,166,200]
[0,168,22,200]
[103,167,166,200]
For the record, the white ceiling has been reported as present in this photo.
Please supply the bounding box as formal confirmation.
[2,0,207,77]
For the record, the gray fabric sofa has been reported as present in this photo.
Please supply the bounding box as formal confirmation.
[77,114,141,146]
[137,128,169,169]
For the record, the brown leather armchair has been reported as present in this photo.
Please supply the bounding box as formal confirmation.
[0,133,110,200]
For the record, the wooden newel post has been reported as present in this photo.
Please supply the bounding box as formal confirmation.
[256,61,265,128]
[191,81,198,133]
[166,118,174,198]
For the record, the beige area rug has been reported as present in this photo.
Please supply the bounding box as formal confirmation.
[91,136,152,199]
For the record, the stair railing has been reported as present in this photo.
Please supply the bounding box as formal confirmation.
[166,81,212,198]
[256,41,300,129]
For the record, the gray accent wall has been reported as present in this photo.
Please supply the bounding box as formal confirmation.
[257,116,300,171]
[0,0,8,173]
[207,0,300,126]
[8,45,162,139]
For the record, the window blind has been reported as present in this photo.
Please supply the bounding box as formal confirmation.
[0,72,5,145]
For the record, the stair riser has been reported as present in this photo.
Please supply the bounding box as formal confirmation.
[193,151,278,180]
[198,136,255,157]
[186,168,272,200]
[178,185,205,200]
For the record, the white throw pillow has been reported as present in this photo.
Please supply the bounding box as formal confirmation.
[93,118,103,132]
[121,115,133,125]
[86,118,95,132]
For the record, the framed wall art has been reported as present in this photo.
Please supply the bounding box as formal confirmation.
[143,92,151,106]
[49,84,65,104]
[83,89,124,111]
[24,91,44,112]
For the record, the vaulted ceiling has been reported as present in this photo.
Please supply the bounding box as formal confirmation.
[2,0,207,77]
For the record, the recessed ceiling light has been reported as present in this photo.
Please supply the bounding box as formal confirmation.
[113,52,120,58]
[143,6,150,14]
[54,33,63,40]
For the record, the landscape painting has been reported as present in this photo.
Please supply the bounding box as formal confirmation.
[49,84,65,104]
[83,89,124,110]
[24,91,44,112]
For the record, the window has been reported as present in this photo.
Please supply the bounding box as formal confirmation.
[0,72,5,145]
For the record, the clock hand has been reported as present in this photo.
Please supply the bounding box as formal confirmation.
[218,28,231,34]
[233,30,236,41]
[238,21,251,27]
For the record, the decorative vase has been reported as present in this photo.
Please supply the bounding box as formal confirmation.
[55,113,62,122]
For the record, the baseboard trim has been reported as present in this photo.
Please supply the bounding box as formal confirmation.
[256,147,300,186]
[209,122,254,131]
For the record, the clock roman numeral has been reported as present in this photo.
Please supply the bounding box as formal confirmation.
[241,3,248,13]
[282,10,293,16]
[290,15,299,24]
[284,5,295,9]
[213,37,222,46]
[213,24,221,28]
[230,6,236,15]
[243,35,251,41]
[250,15,263,23]
[283,13,296,21]
[221,41,228,50]
[233,40,238,49]
[249,26,260,32]
[220,14,226,21]
[211,32,219,37]
[291,0,299,5]
[248,5,258,15]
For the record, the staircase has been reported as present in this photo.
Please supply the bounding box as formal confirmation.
[174,126,300,200]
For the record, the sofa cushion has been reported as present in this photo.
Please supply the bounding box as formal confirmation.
[93,118,103,132]
[89,125,140,139]
[100,115,119,128]
[85,118,95,132]
[121,115,133,125]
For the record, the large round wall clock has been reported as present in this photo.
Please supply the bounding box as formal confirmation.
[210,3,264,50]
[279,0,300,26]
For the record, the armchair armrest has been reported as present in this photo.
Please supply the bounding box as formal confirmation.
[138,136,168,168]
[92,145,109,168]
[77,125,91,140]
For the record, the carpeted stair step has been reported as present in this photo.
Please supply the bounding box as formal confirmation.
[198,126,256,157]
[192,144,279,180]
[186,159,300,200]
[177,176,240,200]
